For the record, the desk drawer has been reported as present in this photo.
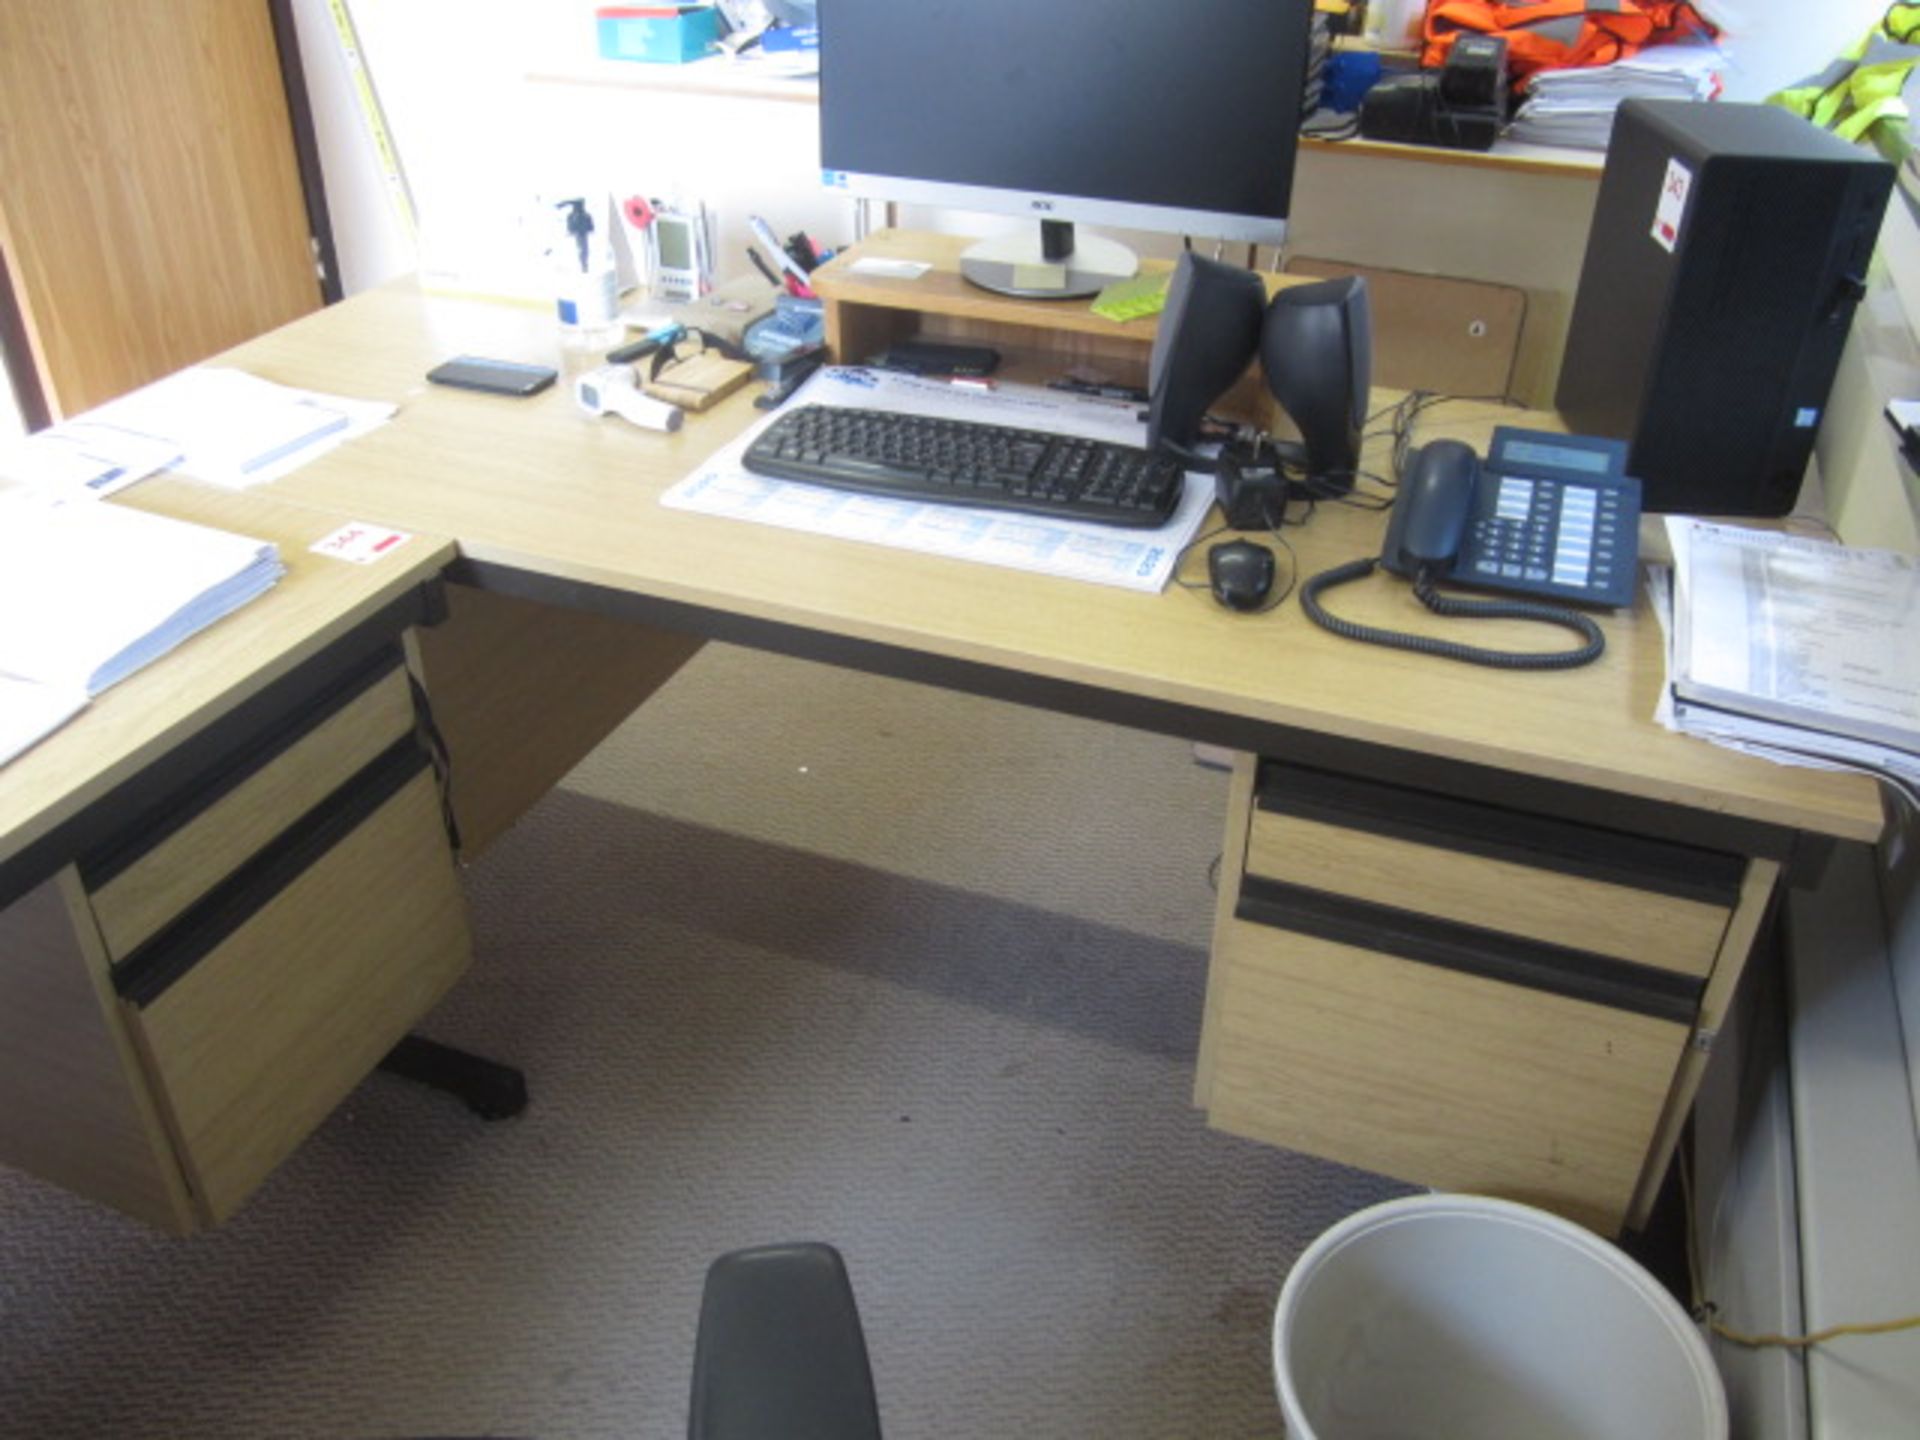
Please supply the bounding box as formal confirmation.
[118,747,470,1224]
[84,654,418,962]
[1249,760,1741,978]
[1206,910,1690,1234]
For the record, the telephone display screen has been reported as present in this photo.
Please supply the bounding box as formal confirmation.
[1499,437,1613,475]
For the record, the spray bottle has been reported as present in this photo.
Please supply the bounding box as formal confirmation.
[553,197,622,348]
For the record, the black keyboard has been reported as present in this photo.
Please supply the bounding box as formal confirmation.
[740,404,1186,529]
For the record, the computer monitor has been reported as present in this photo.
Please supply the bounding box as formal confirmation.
[817,0,1315,299]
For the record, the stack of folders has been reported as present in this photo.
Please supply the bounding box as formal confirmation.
[0,496,285,767]
[1509,42,1723,150]
[1654,518,1920,807]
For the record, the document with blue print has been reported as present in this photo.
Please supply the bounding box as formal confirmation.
[78,368,393,491]
[660,367,1213,592]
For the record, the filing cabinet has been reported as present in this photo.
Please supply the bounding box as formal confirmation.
[1195,752,1780,1235]
[0,633,470,1232]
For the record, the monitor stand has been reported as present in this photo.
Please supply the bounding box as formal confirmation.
[959,220,1137,300]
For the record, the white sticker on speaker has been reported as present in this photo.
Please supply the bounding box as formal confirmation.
[1652,158,1692,252]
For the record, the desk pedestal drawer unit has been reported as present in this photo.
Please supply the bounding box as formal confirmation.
[0,601,469,1232]
[1195,754,1779,1236]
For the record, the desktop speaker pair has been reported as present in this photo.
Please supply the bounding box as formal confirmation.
[1146,252,1372,496]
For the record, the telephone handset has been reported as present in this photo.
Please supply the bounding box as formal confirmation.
[1381,439,1481,575]
[1381,428,1640,608]
[1300,426,1641,670]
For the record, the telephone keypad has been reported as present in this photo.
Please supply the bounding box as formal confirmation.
[1454,429,1641,608]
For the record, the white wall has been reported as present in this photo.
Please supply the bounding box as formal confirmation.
[301,1,1905,298]
[290,0,418,294]
[1702,1,1888,101]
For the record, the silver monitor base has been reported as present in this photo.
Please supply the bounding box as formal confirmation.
[959,231,1137,300]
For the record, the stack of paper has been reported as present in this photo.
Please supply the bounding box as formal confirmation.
[0,496,286,766]
[1510,43,1724,150]
[1653,518,1920,806]
[77,368,395,490]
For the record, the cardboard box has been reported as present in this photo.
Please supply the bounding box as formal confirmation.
[596,6,723,65]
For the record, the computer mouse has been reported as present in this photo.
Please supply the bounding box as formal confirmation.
[1208,539,1276,612]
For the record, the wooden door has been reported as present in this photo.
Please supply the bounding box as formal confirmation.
[0,0,324,419]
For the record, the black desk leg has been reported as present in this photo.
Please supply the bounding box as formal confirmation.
[378,1034,529,1120]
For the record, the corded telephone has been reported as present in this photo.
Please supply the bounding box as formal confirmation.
[1381,427,1640,608]
[1301,426,1642,670]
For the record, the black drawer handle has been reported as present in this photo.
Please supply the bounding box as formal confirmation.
[1235,875,1703,1027]
[80,644,408,890]
[1255,758,1746,910]
[114,739,429,1009]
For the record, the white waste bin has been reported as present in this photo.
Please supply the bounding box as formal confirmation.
[1274,1194,1726,1440]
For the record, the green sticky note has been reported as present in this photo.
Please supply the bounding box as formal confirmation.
[1092,273,1171,322]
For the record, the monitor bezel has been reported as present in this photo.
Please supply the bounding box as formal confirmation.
[815,0,1312,252]
[819,172,1293,249]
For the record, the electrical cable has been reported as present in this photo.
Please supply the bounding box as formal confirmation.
[1677,1140,1920,1350]
[1298,558,1607,669]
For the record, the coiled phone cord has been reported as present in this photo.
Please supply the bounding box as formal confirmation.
[1299,558,1607,670]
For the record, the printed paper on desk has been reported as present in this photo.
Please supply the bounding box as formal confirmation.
[84,368,396,489]
[659,367,1211,592]
[311,522,413,565]
[0,420,183,500]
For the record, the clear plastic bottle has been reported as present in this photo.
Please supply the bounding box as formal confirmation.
[553,198,623,351]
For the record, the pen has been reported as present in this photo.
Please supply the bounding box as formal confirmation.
[606,323,682,365]
[747,247,783,288]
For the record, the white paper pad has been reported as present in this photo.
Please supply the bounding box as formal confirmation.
[660,367,1211,592]
[846,257,932,280]
[82,368,395,490]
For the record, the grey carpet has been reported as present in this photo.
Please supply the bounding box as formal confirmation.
[0,644,1407,1439]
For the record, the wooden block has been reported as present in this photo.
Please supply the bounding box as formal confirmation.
[645,352,754,411]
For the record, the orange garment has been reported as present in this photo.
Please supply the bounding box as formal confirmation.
[1422,1,1714,86]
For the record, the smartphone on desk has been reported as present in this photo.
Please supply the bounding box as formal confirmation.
[426,356,558,397]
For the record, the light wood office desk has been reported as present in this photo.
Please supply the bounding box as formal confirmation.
[1,259,1886,1236]
[0,486,465,1232]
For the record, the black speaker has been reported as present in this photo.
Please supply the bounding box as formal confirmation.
[1146,252,1267,451]
[1556,99,1893,515]
[1261,274,1372,493]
